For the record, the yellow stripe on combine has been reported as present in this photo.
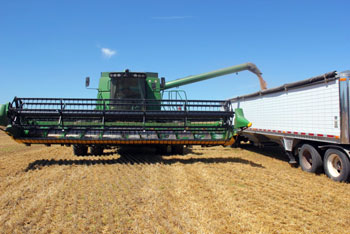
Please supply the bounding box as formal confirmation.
[15,137,236,146]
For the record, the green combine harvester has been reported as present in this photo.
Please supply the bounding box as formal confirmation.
[0,62,263,155]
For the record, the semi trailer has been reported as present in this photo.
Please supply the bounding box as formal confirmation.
[0,62,265,156]
[230,70,350,182]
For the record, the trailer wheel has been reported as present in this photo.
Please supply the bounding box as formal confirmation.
[73,144,88,156]
[324,149,350,182]
[298,144,322,173]
[91,145,104,156]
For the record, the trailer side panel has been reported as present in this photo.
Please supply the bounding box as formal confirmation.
[231,79,340,143]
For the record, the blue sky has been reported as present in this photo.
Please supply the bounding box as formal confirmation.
[0,0,349,103]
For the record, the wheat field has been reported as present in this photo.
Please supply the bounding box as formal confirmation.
[0,131,350,233]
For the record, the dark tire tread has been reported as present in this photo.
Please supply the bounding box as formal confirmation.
[73,144,88,156]
[324,149,350,182]
[91,145,104,156]
[298,144,322,173]
[172,145,184,155]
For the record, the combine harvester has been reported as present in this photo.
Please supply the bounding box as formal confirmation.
[230,70,350,182]
[0,62,264,156]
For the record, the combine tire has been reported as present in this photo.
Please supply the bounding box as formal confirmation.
[324,149,350,182]
[73,144,88,156]
[172,145,184,155]
[91,145,104,156]
[157,145,172,155]
[298,144,322,173]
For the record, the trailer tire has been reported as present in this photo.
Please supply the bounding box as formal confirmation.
[73,144,88,156]
[324,149,350,182]
[91,145,104,156]
[298,144,322,173]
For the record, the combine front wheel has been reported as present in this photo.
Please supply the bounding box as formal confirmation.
[73,144,88,156]
[91,145,104,156]
[172,145,184,155]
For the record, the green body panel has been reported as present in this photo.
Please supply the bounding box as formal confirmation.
[96,75,111,110]
[98,73,111,99]
[145,73,161,110]
[234,108,251,129]
[0,103,9,127]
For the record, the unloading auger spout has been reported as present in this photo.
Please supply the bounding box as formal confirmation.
[163,62,267,90]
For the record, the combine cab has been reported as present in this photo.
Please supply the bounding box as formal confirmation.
[0,62,264,155]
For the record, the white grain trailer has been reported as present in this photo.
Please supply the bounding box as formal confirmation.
[230,70,350,182]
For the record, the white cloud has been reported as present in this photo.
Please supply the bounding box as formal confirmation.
[101,47,116,58]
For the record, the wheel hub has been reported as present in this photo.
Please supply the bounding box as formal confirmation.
[302,151,312,169]
[327,154,342,177]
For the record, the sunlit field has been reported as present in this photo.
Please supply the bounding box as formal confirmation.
[1,132,350,233]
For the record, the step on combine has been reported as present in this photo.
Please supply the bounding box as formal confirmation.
[0,62,265,155]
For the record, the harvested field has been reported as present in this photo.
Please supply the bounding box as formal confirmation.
[1,131,350,233]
